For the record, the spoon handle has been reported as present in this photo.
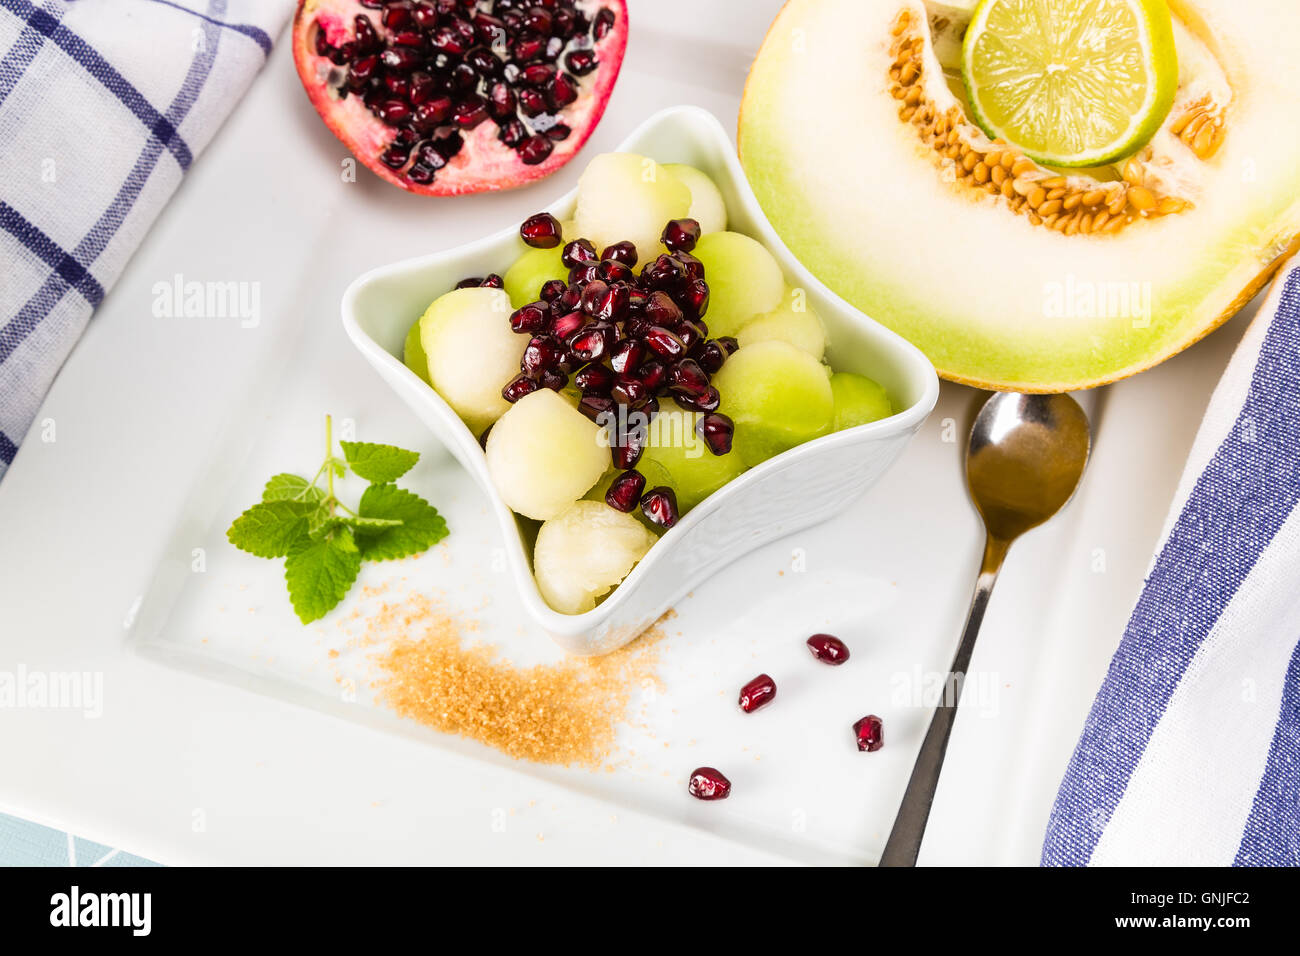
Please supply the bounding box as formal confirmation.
[878,534,1010,867]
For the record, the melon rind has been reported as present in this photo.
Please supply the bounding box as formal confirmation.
[738,0,1300,391]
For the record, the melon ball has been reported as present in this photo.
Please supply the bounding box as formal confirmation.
[691,231,784,337]
[485,388,608,521]
[504,243,567,308]
[637,399,748,512]
[663,163,727,234]
[712,340,834,466]
[402,316,431,385]
[575,152,692,266]
[830,372,893,430]
[737,286,827,359]
[534,500,659,614]
[419,286,522,434]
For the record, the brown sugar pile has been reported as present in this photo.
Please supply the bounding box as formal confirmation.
[371,593,664,767]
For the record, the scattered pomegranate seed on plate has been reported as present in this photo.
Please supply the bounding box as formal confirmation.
[853,714,884,752]
[806,633,850,664]
[687,767,731,801]
[738,673,777,713]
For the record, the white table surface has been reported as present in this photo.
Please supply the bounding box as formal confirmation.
[0,0,1254,865]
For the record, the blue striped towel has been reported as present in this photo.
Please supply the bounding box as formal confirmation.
[0,0,293,481]
[1044,263,1300,866]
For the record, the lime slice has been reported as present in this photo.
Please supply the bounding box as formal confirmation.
[961,0,1178,167]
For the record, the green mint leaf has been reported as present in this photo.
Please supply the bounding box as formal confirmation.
[339,441,420,484]
[284,529,362,623]
[262,473,323,504]
[307,504,337,539]
[227,501,315,558]
[356,484,448,561]
[345,515,404,532]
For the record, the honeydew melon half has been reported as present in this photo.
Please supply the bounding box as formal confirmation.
[739,0,1300,390]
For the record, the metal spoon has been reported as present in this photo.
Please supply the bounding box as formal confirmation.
[879,392,1091,867]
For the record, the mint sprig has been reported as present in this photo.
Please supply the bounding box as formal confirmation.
[226,416,449,623]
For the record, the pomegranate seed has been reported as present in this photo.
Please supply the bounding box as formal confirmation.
[598,259,635,284]
[539,368,568,391]
[641,254,682,290]
[382,5,412,30]
[548,72,579,109]
[375,99,412,125]
[455,276,483,289]
[380,144,410,169]
[640,486,679,529]
[521,335,563,374]
[673,251,705,282]
[676,320,704,352]
[680,278,710,320]
[854,715,884,752]
[412,96,452,131]
[738,674,777,713]
[643,326,686,360]
[502,373,539,403]
[578,395,614,424]
[600,241,637,267]
[565,49,597,75]
[509,302,549,334]
[591,283,629,321]
[552,310,585,340]
[568,327,608,363]
[610,339,645,375]
[593,7,617,41]
[562,239,598,269]
[539,279,567,302]
[717,335,739,355]
[661,218,701,252]
[611,426,645,469]
[574,363,614,394]
[411,2,437,29]
[611,376,649,408]
[517,134,554,165]
[578,279,610,315]
[381,46,421,70]
[406,73,433,104]
[605,470,646,513]
[807,633,850,665]
[644,290,683,325]
[390,30,425,48]
[520,212,563,249]
[522,6,553,33]
[487,81,516,120]
[678,386,720,413]
[353,14,381,52]
[497,119,527,147]
[453,96,488,129]
[668,358,710,398]
[517,87,548,117]
[697,412,733,455]
[697,340,727,374]
[687,767,730,801]
[636,360,667,391]
[480,273,503,289]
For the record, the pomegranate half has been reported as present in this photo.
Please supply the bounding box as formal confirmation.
[292,0,629,196]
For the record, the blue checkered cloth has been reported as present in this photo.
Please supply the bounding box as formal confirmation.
[0,0,293,481]
[1044,264,1300,866]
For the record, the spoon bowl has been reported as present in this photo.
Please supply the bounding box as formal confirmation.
[967,393,1092,540]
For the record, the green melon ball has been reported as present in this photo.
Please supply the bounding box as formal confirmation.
[737,286,827,359]
[485,388,608,521]
[575,152,692,266]
[419,286,523,434]
[504,242,567,308]
[402,315,432,385]
[712,340,834,467]
[830,372,893,430]
[638,399,748,512]
[662,163,727,234]
[691,231,784,338]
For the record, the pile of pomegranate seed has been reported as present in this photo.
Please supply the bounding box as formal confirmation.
[687,767,731,801]
[488,214,739,530]
[312,1,618,181]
